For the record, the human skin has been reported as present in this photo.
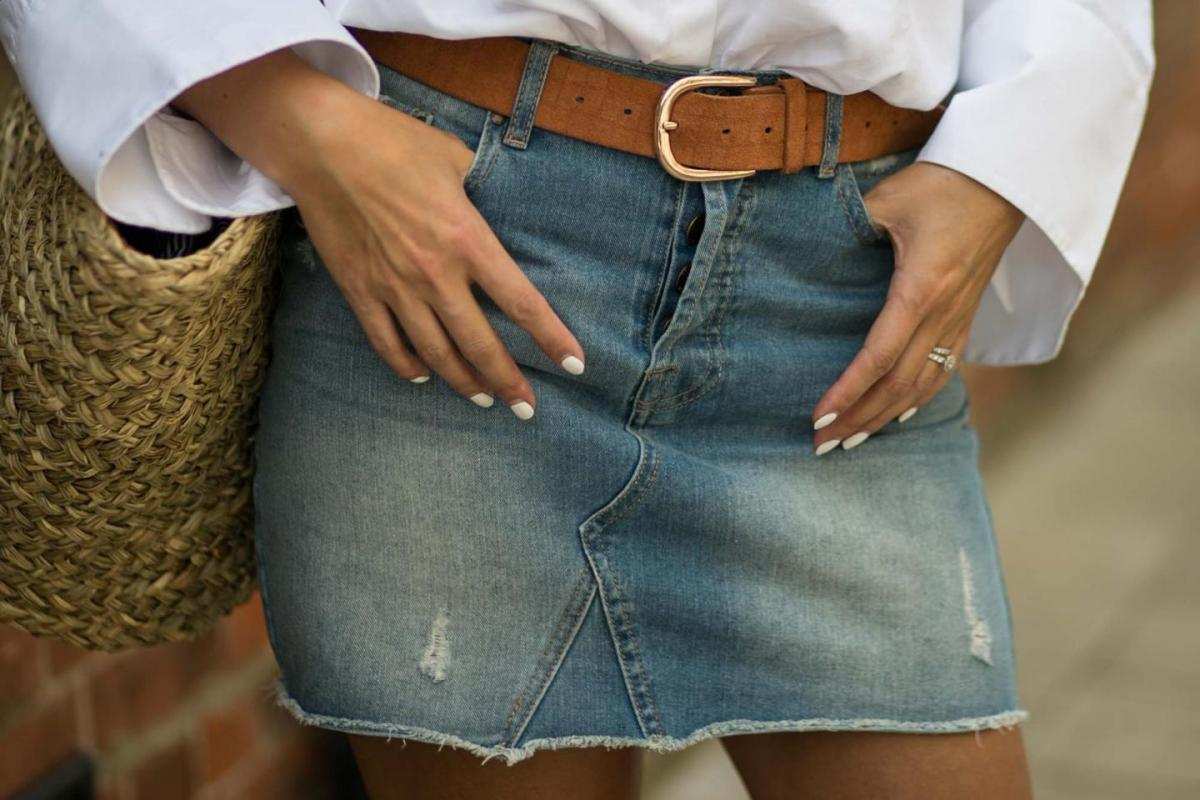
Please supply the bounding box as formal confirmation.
[175,48,1033,798]
[175,48,586,421]
[809,160,1026,454]
[346,729,1031,800]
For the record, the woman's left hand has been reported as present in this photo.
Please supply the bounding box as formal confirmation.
[811,161,1025,455]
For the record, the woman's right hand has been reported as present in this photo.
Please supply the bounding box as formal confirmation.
[174,48,585,420]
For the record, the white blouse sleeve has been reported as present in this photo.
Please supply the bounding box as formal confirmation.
[0,0,380,234]
[916,0,1154,365]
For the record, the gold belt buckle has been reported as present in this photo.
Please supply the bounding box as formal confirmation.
[654,74,759,182]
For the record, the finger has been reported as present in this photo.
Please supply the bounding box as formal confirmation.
[911,324,970,411]
[428,283,538,420]
[459,210,586,375]
[812,278,929,433]
[353,297,431,383]
[897,324,969,423]
[390,295,497,409]
[867,320,969,434]
[814,311,954,452]
[860,323,961,434]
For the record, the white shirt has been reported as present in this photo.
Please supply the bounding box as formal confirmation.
[0,1,1153,366]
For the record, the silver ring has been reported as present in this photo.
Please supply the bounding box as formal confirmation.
[931,346,953,356]
[927,350,958,372]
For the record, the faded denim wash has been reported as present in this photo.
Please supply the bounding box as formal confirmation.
[251,40,1026,766]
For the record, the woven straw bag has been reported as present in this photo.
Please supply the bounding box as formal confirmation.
[0,89,281,651]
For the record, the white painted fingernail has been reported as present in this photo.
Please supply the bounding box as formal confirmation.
[842,431,870,450]
[510,400,535,420]
[560,355,585,375]
[898,406,918,423]
[815,439,841,456]
[410,374,430,383]
[814,412,838,431]
[470,392,494,408]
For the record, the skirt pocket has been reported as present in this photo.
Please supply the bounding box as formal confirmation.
[834,146,921,246]
[377,89,502,196]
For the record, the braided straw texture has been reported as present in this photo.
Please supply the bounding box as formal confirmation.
[0,91,281,651]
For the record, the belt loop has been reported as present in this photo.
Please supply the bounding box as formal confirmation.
[816,93,843,179]
[503,39,558,150]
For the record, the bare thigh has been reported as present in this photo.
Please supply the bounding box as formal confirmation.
[720,728,1032,800]
[347,734,643,800]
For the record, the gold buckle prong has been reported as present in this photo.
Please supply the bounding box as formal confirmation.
[654,75,759,182]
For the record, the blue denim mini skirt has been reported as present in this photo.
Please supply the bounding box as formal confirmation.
[252,40,1027,766]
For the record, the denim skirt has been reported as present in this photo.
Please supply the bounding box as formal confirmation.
[252,41,1027,766]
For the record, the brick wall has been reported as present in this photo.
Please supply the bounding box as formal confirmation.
[2,5,1198,799]
[0,598,361,799]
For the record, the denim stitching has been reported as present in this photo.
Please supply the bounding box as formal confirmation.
[634,178,757,414]
[503,568,597,743]
[583,437,667,738]
[503,40,558,149]
[835,162,889,246]
[607,568,666,733]
[379,90,499,196]
[584,440,662,534]
[578,440,666,736]
[638,179,689,358]
[463,115,502,196]
[502,568,589,735]
[633,186,729,413]
[378,93,435,125]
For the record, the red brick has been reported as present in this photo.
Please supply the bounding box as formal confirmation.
[129,740,193,800]
[0,691,81,798]
[198,700,261,784]
[0,624,45,720]
[89,641,208,750]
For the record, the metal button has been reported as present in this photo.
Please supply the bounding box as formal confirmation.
[675,262,692,292]
[686,213,705,247]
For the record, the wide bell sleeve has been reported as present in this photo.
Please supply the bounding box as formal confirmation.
[916,0,1154,365]
[0,0,380,233]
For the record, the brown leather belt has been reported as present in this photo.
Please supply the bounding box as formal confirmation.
[351,29,943,181]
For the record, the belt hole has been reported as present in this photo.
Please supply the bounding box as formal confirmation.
[623,108,632,115]
[575,95,585,103]
[721,128,731,134]
[764,126,772,134]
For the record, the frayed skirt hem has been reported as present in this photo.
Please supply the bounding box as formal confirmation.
[272,679,1029,767]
